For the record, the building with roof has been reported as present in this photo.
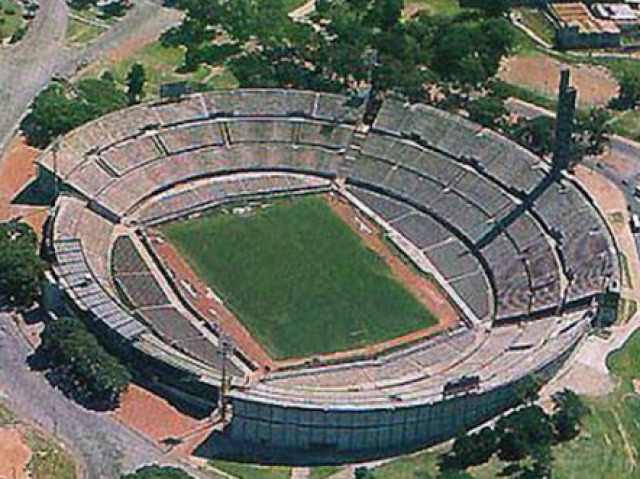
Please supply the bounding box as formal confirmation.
[549,2,621,49]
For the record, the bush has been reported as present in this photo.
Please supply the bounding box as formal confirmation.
[122,465,193,478]
[21,76,127,147]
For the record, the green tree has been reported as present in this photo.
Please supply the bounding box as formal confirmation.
[0,221,46,307]
[38,317,131,409]
[496,406,554,462]
[610,70,640,110]
[121,465,193,478]
[551,389,588,441]
[467,95,507,128]
[509,116,555,157]
[441,426,498,469]
[576,107,612,156]
[429,18,513,87]
[126,63,146,105]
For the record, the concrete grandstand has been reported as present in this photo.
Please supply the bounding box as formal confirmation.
[38,86,620,462]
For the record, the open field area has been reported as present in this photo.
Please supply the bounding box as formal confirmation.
[0,0,23,41]
[160,195,438,359]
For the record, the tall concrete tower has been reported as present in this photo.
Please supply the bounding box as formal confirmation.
[553,68,577,171]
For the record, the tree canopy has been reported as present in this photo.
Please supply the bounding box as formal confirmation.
[610,70,640,111]
[21,75,128,148]
[0,221,46,307]
[467,95,507,128]
[164,0,515,101]
[126,63,147,105]
[37,317,131,409]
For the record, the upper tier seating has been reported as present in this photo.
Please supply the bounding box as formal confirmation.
[374,100,546,194]
[534,180,618,303]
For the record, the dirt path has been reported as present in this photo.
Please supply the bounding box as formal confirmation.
[614,408,638,470]
[113,385,215,457]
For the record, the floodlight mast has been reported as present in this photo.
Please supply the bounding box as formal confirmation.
[218,335,234,423]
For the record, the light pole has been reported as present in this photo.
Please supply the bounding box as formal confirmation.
[218,335,234,423]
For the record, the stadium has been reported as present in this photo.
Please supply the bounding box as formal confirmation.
[38,80,620,462]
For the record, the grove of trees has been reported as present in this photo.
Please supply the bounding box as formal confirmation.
[440,388,588,477]
[21,63,148,148]
[35,317,131,409]
[161,0,516,102]
[0,221,46,307]
[21,74,128,148]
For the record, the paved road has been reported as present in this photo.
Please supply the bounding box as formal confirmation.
[0,0,67,155]
[0,313,195,477]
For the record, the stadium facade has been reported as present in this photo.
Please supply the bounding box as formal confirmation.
[39,82,620,462]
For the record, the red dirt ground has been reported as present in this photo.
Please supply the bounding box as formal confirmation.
[0,137,47,235]
[0,428,32,479]
[113,385,212,456]
[499,56,618,107]
[150,193,460,372]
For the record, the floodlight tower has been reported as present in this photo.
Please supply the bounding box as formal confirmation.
[217,335,234,424]
[552,69,577,172]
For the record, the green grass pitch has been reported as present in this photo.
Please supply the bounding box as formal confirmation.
[160,195,438,360]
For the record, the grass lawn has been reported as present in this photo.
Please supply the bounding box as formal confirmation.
[516,8,555,46]
[25,429,76,479]
[161,195,437,359]
[84,40,238,100]
[408,0,462,16]
[611,110,640,142]
[209,460,291,479]
[65,5,119,44]
[0,0,24,41]
[65,16,106,44]
[309,466,342,479]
